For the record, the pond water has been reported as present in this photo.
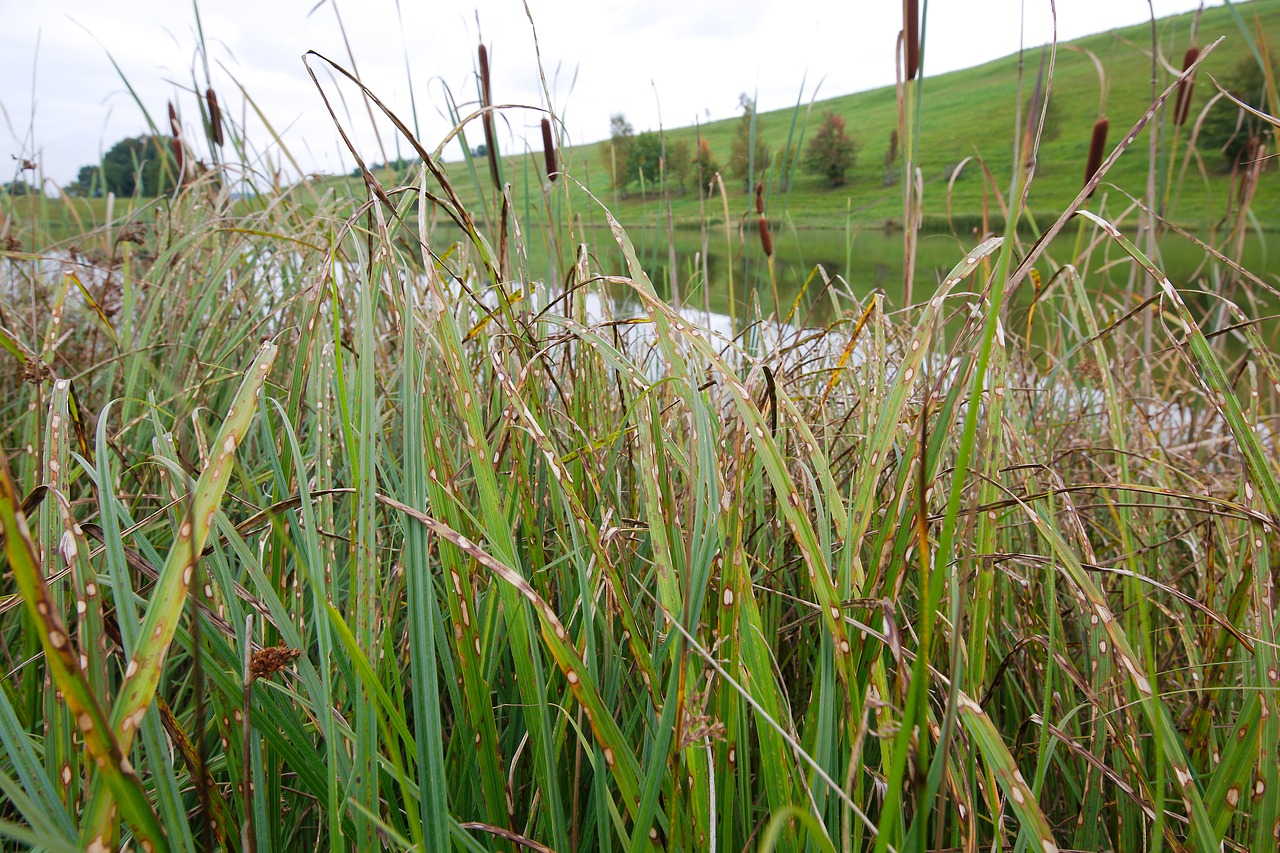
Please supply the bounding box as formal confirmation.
[426,215,1277,356]
[576,223,1271,313]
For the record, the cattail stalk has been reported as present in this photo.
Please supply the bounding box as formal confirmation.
[754,181,764,215]
[1083,116,1109,198]
[540,118,557,182]
[903,0,920,81]
[478,44,500,187]
[206,88,224,147]
[757,215,773,258]
[168,102,184,181]
[1174,46,1200,127]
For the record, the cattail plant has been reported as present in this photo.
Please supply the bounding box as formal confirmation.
[541,117,557,182]
[1022,57,1047,167]
[1083,116,1109,197]
[478,44,500,187]
[902,0,920,81]
[168,101,184,181]
[1235,135,1263,208]
[206,88,224,148]
[1173,46,1200,127]
[754,181,771,256]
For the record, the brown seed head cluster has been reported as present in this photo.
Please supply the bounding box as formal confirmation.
[249,641,300,683]
[1174,46,1200,127]
[1083,117,1109,198]
[206,88,224,148]
[168,102,184,179]
[541,117,557,182]
[754,181,772,257]
[902,0,920,81]
[758,215,773,258]
[479,44,500,187]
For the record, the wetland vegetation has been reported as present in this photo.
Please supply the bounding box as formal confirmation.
[2,2,1280,852]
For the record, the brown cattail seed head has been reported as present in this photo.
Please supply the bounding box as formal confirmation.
[206,88,224,147]
[167,102,184,180]
[478,44,499,186]
[478,44,492,106]
[1242,135,1261,167]
[902,0,920,81]
[1083,117,1109,198]
[1174,46,1200,127]
[541,118,557,182]
[754,181,764,214]
[757,215,773,258]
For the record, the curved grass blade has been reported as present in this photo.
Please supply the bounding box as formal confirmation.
[0,452,170,853]
[956,694,1059,852]
[81,340,278,845]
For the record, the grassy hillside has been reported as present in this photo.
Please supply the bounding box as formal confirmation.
[330,0,1276,233]
[574,1,1280,230]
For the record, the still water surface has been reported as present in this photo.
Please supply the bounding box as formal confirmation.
[446,221,1274,344]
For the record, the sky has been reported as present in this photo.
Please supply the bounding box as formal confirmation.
[0,0,1223,188]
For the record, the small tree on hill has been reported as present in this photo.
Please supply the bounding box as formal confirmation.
[694,136,720,191]
[631,131,663,189]
[603,113,636,191]
[803,112,858,188]
[67,165,104,197]
[729,94,770,192]
[666,138,693,194]
[69,136,178,197]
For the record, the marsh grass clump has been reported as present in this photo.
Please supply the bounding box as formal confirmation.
[1,9,1279,853]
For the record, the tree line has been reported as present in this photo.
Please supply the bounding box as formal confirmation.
[601,95,859,198]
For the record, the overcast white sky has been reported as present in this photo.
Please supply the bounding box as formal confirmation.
[1,0,1221,187]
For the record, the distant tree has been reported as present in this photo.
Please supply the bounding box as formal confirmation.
[604,113,636,191]
[4,179,34,196]
[729,94,770,192]
[66,165,103,197]
[74,136,179,197]
[470,143,487,158]
[630,131,664,188]
[803,112,858,188]
[1200,52,1277,168]
[666,138,693,193]
[693,136,720,190]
